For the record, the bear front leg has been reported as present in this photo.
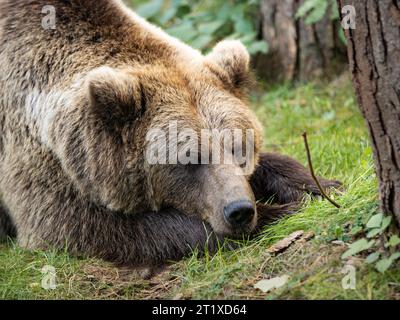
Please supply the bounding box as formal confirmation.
[250,152,342,204]
[6,165,222,267]
[21,203,222,267]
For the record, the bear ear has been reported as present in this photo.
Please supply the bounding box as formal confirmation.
[206,40,251,90]
[86,66,146,128]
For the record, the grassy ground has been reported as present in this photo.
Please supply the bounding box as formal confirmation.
[1,75,399,300]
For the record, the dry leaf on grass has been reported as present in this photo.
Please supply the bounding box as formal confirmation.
[254,275,290,293]
[303,231,315,241]
[267,230,304,254]
[332,240,345,246]
[266,230,315,254]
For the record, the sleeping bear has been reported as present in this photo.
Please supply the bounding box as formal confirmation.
[0,0,340,266]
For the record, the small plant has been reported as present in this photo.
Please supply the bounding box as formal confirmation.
[342,213,400,273]
[133,0,268,55]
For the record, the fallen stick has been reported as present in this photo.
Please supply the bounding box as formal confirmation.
[302,132,341,209]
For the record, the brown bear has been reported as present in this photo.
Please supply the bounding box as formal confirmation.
[0,0,340,266]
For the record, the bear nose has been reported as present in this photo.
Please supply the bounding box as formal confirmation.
[224,200,255,228]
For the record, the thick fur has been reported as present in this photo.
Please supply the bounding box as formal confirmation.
[0,0,340,267]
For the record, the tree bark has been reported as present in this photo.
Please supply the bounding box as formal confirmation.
[258,0,346,82]
[337,0,400,224]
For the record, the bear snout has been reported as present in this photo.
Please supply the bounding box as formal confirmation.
[223,200,255,228]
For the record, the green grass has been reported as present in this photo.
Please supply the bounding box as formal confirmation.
[1,74,399,300]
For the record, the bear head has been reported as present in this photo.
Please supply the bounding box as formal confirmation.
[83,40,263,237]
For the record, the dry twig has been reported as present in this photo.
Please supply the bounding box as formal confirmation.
[302,132,341,208]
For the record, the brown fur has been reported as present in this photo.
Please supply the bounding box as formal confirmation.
[0,0,340,267]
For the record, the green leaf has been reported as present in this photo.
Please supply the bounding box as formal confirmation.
[330,2,340,20]
[304,1,329,25]
[216,3,233,23]
[237,32,258,43]
[296,0,320,19]
[159,7,178,24]
[350,226,363,235]
[175,5,192,19]
[247,41,269,55]
[191,34,213,50]
[375,252,400,273]
[366,228,381,238]
[366,213,383,229]
[296,0,331,24]
[225,32,242,41]
[166,21,198,42]
[198,21,225,35]
[380,216,392,233]
[234,19,254,35]
[390,252,400,261]
[386,235,400,248]
[338,27,347,45]
[342,238,375,259]
[136,0,164,19]
[375,258,393,273]
[230,4,246,22]
[365,252,380,264]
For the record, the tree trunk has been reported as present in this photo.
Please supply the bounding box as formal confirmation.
[258,0,346,82]
[337,0,400,225]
